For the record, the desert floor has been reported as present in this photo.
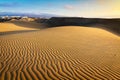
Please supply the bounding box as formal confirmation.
[0,21,120,80]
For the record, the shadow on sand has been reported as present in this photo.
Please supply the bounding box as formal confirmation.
[1,18,120,36]
[10,21,47,29]
[45,17,120,36]
[0,21,47,36]
[0,30,39,36]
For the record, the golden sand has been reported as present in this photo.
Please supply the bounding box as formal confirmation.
[0,22,120,79]
[0,22,37,32]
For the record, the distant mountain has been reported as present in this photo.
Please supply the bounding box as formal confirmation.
[0,12,60,18]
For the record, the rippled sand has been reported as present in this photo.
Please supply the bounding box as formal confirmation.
[0,22,120,80]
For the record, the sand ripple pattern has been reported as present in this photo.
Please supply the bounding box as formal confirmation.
[0,26,120,80]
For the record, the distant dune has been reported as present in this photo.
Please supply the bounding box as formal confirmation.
[0,21,120,80]
[0,21,45,35]
[46,17,120,35]
[0,22,35,32]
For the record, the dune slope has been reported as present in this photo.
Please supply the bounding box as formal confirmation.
[0,21,42,36]
[0,26,120,80]
[0,22,38,32]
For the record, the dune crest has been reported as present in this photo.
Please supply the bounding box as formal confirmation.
[0,21,43,36]
[0,23,33,32]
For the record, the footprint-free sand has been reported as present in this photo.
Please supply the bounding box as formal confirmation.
[0,21,120,80]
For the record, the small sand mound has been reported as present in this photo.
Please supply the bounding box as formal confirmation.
[0,26,120,80]
[0,21,43,35]
[0,21,38,32]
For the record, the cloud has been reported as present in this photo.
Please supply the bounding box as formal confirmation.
[64,5,74,10]
[0,3,19,7]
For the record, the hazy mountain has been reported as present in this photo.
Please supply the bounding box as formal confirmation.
[0,12,60,18]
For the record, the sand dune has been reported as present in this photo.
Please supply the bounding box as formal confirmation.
[0,23,120,80]
[0,22,37,32]
[0,21,43,36]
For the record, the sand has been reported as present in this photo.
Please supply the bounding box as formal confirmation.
[0,21,39,32]
[0,22,120,80]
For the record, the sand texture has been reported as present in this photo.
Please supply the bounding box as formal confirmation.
[0,22,120,80]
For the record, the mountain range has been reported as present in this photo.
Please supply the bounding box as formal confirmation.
[0,12,59,18]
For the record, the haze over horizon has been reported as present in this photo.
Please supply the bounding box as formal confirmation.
[0,0,120,18]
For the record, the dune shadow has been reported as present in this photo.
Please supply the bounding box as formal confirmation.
[1,18,120,36]
[45,17,120,36]
[9,21,48,29]
[0,30,39,36]
[87,24,120,36]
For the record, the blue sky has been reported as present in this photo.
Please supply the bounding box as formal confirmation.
[0,0,120,18]
[0,0,81,13]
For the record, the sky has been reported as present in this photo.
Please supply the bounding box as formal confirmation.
[0,0,120,18]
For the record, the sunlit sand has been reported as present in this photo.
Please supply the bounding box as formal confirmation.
[0,22,120,79]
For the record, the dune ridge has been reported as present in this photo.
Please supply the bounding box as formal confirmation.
[0,22,37,32]
[0,21,42,36]
[0,22,120,80]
